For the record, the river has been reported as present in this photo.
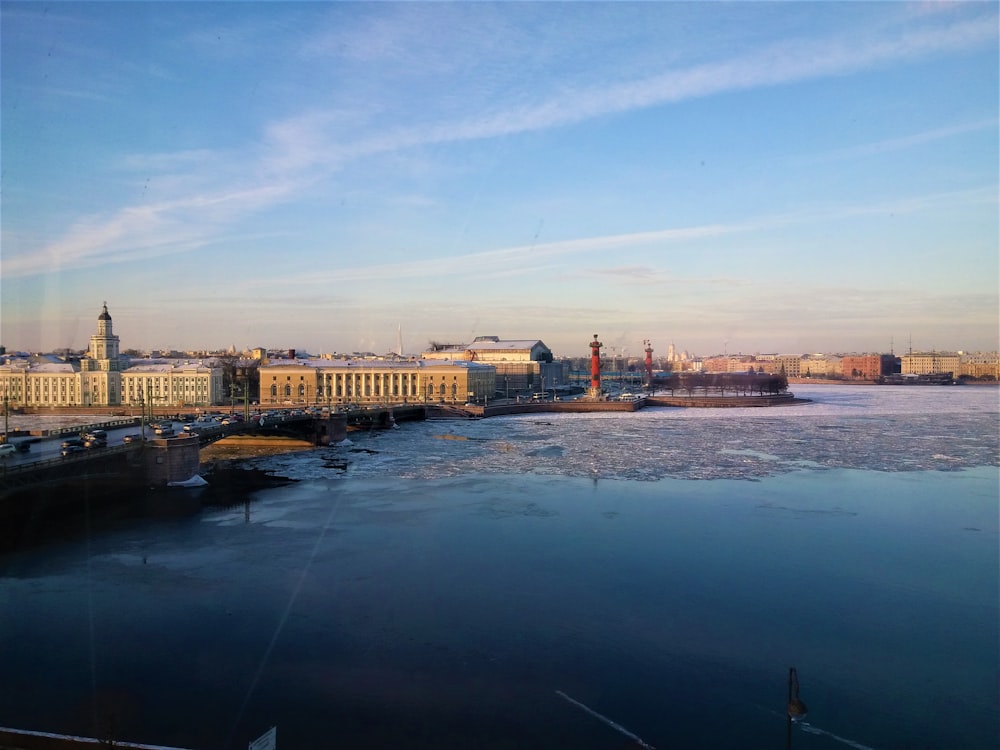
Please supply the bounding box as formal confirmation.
[1,385,997,749]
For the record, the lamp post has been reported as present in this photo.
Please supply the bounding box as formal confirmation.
[138,389,145,441]
[2,389,9,445]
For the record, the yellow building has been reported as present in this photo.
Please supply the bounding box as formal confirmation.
[121,362,224,409]
[0,304,223,409]
[421,336,562,396]
[959,355,999,380]
[900,352,961,376]
[259,359,496,407]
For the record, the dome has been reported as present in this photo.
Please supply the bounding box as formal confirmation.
[98,303,112,321]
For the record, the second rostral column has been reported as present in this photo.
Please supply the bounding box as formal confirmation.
[588,333,603,400]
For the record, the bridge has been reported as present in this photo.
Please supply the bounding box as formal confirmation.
[0,406,430,504]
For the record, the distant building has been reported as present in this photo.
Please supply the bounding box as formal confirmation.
[801,354,842,378]
[259,358,495,406]
[703,355,756,373]
[421,336,565,396]
[841,354,896,380]
[959,354,999,380]
[120,360,224,409]
[900,352,961,376]
[0,304,223,408]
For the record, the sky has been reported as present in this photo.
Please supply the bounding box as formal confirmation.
[1,1,997,359]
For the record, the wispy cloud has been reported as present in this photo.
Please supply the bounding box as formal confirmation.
[5,10,995,280]
[799,118,1000,163]
[234,185,996,293]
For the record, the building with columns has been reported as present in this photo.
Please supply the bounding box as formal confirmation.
[0,304,223,409]
[259,358,496,407]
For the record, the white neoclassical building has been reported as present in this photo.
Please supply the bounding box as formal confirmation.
[0,304,223,409]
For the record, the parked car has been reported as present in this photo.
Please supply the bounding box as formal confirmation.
[0,443,16,458]
[61,445,85,457]
[61,437,85,449]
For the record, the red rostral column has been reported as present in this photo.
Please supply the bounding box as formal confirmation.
[644,339,654,387]
[589,334,603,395]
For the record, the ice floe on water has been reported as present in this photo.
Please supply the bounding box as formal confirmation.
[241,386,999,482]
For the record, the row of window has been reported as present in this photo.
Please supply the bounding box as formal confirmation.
[268,383,463,399]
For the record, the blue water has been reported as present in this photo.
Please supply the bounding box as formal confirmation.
[1,386,997,749]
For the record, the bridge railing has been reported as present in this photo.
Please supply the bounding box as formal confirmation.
[0,442,141,479]
[44,417,142,438]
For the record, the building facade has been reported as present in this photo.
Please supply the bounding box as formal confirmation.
[120,362,224,409]
[421,336,564,396]
[259,359,496,406]
[0,304,223,409]
[899,352,961,376]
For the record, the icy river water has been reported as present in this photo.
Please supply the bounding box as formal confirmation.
[1,385,997,749]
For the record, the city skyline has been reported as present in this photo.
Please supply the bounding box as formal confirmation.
[2,2,998,358]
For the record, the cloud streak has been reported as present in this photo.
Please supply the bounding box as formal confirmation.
[5,10,995,280]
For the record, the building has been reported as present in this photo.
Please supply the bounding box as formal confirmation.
[900,352,961,377]
[120,361,224,409]
[841,354,896,380]
[0,304,223,409]
[799,354,842,378]
[703,355,756,373]
[259,358,496,406]
[959,353,999,380]
[421,336,564,397]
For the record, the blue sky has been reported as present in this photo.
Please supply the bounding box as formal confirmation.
[2,1,997,358]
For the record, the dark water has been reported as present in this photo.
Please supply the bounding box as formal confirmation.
[1,387,998,749]
[1,469,997,749]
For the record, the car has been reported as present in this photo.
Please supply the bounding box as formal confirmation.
[122,433,143,444]
[154,423,174,435]
[84,438,107,449]
[0,443,16,458]
[82,429,107,441]
[61,445,85,457]
[182,423,197,432]
[61,437,85,449]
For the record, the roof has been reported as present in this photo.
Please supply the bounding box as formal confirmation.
[427,339,547,352]
[261,359,493,371]
[25,362,79,374]
[124,362,217,373]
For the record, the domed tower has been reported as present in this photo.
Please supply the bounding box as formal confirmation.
[80,302,125,406]
[89,302,121,367]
